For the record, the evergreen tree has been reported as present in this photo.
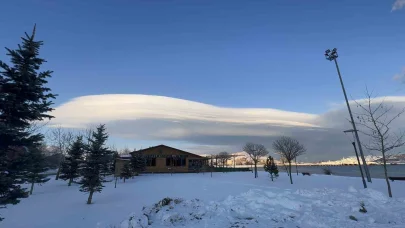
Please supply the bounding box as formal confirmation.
[130,152,146,175]
[264,156,279,181]
[100,147,114,177]
[25,146,50,195]
[120,163,132,183]
[110,151,119,174]
[0,25,56,219]
[79,124,109,204]
[60,136,85,186]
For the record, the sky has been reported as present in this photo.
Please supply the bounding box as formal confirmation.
[1,0,405,161]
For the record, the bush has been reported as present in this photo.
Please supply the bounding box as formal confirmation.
[323,167,332,175]
[263,156,279,181]
[359,201,367,213]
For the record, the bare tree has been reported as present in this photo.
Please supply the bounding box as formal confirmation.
[217,151,231,168]
[243,143,268,178]
[25,120,50,135]
[354,90,405,197]
[80,127,94,146]
[119,147,132,155]
[48,126,74,180]
[280,157,289,176]
[273,136,306,184]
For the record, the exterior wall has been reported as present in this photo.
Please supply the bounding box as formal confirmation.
[140,146,204,173]
[114,145,207,176]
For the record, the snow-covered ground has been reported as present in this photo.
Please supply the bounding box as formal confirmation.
[2,172,405,228]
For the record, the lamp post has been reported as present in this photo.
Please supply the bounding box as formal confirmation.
[325,48,372,182]
[344,129,367,188]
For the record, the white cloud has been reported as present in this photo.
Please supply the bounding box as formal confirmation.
[50,94,318,128]
[48,94,405,161]
[393,68,405,81]
[392,0,405,11]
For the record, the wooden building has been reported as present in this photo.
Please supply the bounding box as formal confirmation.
[114,145,209,175]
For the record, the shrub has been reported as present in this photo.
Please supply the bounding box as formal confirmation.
[359,201,367,213]
[323,167,332,175]
[263,156,279,181]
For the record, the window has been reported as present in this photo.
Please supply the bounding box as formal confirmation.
[189,159,202,169]
[166,157,186,167]
[146,158,156,166]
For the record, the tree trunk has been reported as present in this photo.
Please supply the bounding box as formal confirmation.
[87,191,94,204]
[68,177,72,186]
[295,158,298,175]
[114,177,118,188]
[270,174,274,181]
[254,163,258,178]
[55,166,61,180]
[382,152,393,197]
[282,162,289,176]
[124,178,126,183]
[30,182,34,195]
[288,162,293,184]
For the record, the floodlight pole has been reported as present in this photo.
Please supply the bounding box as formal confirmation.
[351,141,367,188]
[325,48,372,182]
[344,129,367,188]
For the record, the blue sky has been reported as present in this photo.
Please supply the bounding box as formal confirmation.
[1,0,405,160]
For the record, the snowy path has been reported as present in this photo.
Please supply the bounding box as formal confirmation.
[2,172,405,228]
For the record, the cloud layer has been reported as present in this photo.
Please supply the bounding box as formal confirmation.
[49,94,405,161]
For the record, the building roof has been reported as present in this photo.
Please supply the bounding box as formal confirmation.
[130,144,205,158]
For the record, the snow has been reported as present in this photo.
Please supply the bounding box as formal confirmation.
[1,172,405,228]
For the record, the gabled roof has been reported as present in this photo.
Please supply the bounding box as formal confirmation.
[130,144,204,158]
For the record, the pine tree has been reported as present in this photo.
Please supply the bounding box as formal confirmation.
[120,163,132,183]
[0,25,56,219]
[60,136,85,186]
[264,156,279,181]
[79,124,109,204]
[100,147,114,178]
[110,151,119,174]
[130,152,146,175]
[25,146,50,195]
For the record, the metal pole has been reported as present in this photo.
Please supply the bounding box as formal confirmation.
[352,142,367,188]
[333,58,372,182]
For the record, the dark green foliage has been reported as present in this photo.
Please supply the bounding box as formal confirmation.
[349,215,358,221]
[60,136,85,186]
[120,163,132,183]
[110,151,119,174]
[0,25,56,219]
[24,147,50,195]
[79,124,109,204]
[130,152,146,175]
[100,146,114,177]
[263,156,279,181]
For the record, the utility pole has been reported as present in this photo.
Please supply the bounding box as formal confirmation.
[325,48,372,182]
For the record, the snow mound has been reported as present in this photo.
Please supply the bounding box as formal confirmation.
[117,188,405,228]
